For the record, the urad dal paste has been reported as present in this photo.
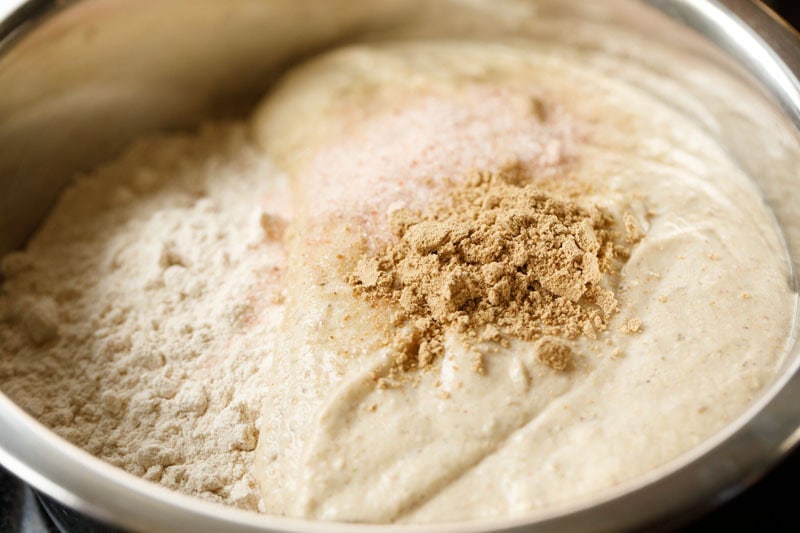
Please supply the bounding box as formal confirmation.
[0,40,796,524]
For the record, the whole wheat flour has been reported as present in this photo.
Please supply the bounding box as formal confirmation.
[0,123,290,511]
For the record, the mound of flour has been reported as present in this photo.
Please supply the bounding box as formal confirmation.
[0,123,289,511]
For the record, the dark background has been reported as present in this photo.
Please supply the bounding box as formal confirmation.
[766,0,800,26]
[2,1,800,532]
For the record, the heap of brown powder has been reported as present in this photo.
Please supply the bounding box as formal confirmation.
[349,168,638,373]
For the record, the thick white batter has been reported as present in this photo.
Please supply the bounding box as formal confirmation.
[251,41,796,522]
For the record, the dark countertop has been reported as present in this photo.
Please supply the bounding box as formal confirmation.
[767,0,800,27]
[0,466,56,533]
[2,1,800,532]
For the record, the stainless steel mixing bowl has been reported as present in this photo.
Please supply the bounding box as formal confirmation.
[1,0,799,531]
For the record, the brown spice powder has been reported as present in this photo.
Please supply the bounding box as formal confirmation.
[535,337,574,371]
[348,167,639,373]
